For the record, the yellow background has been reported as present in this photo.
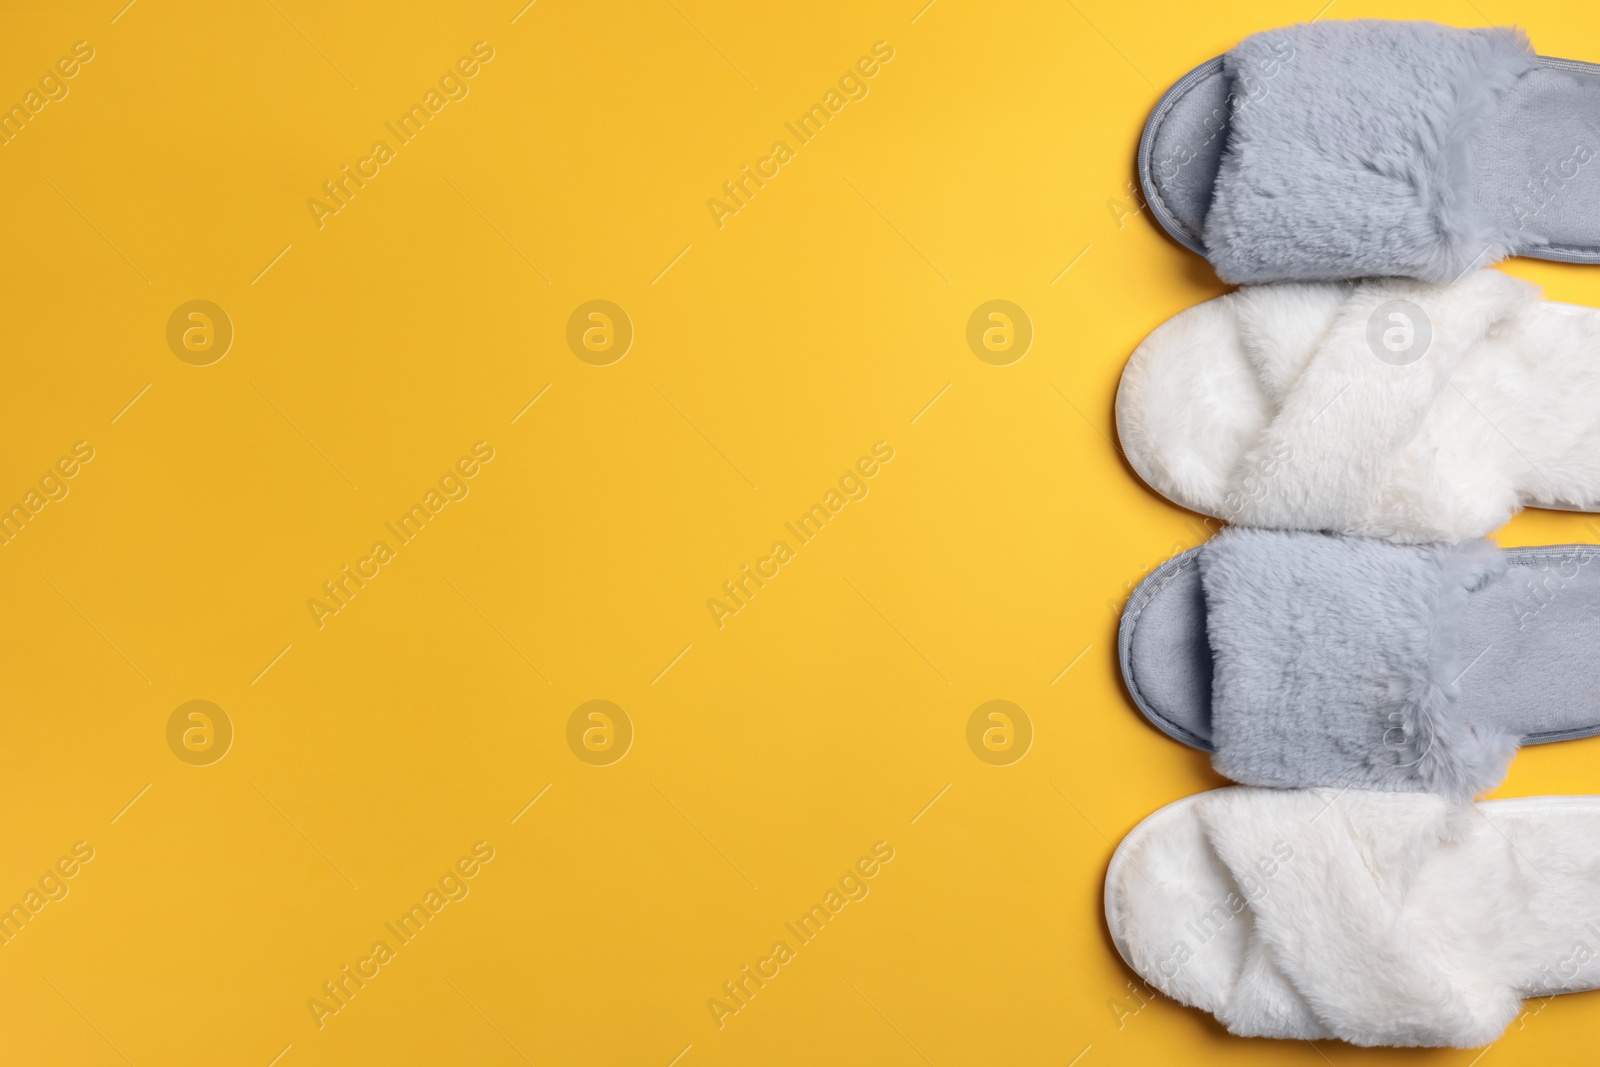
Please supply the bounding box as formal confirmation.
[2,0,1597,1063]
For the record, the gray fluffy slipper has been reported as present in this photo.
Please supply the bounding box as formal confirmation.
[1139,19,1600,283]
[1119,528,1600,801]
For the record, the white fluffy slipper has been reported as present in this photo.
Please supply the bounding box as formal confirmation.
[1105,788,1600,1047]
[1116,269,1600,541]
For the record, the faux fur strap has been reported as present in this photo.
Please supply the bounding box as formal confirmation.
[1194,789,1523,1046]
[1203,20,1537,284]
[1222,270,1538,539]
[1199,528,1516,801]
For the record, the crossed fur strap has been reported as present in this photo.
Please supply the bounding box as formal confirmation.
[1194,788,1524,1047]
[1203,20,1537,284]
[1198,527,1517,801]
[1220,271,1537,534]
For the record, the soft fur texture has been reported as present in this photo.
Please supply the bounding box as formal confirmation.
[1106,788,1600,1047]
[1204,20,1535,284]
[1199,528,1516,801]
[1116,269,1600,541]
[1121,541,1600,756]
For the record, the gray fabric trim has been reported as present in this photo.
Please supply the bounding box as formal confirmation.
[1135,57,1219,256]
[1118,546,1214,751]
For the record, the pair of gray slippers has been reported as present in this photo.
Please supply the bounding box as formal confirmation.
[1119,18,1600,803]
